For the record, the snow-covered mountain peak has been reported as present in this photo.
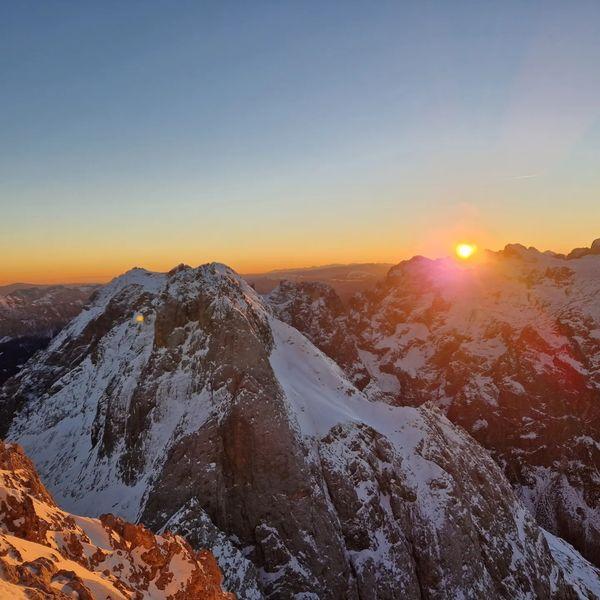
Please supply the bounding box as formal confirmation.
[3,261,600,597]
[161,261,269,322]
[46,262,270,355]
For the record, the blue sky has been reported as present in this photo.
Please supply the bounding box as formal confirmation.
[2,1,600,282]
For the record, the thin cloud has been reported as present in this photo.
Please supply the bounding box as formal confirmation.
[508,173,543,180]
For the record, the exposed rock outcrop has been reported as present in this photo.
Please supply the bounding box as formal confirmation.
[0,440,233,599]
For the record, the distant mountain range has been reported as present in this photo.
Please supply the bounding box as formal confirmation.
[243,262,393,299]
[0,284,98,385]
[0,283,99,339]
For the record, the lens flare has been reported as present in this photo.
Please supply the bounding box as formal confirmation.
[455,243,476,259]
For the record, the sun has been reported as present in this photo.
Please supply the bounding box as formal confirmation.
[455,243,476,260]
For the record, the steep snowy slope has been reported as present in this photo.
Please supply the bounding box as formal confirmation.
[543,530,600,599]
[268,280,371,390]
[270,240,600,569]
[0,439,232,599]
[1,263,599,598]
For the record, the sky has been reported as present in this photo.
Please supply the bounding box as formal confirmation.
[2,1,600,284]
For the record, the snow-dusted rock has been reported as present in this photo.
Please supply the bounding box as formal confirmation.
[274,242,600,568]
[543,529,600,599]
[268,280,372,390]
[1,262,598,598]
[0,439,232,599]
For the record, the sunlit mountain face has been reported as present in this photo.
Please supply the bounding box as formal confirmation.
[0,439,233,598]
[269,239,600,569]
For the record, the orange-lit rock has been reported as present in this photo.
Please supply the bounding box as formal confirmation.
[0,440,234,599]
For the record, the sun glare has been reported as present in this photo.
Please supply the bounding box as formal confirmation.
[455,243,476,260]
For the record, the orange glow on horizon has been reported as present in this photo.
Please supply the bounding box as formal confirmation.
[2,232,596,286]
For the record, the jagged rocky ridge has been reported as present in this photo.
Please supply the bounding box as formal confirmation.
[1,263,600,598]
[269,240,600,571]
[0,439,232,599]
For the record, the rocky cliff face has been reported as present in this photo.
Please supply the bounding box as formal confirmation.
[2,262,599,598]
[0,439,232,599]
[270,241,600,570]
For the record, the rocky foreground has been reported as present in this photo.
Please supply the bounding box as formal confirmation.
[0,439,232,599]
